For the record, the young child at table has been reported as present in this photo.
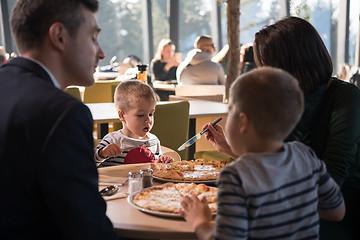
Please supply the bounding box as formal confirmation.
[179,67,345,239]
[94,80,173,166]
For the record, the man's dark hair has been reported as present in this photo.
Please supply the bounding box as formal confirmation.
[254,17,333,95]
[11,0,99,54]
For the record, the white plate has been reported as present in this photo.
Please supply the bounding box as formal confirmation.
[127,188,182,218]
[127,185,217,218]
[153,175,216,184]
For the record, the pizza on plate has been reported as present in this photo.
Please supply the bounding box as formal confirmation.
[132,182,217,214]
[150,159,227,181]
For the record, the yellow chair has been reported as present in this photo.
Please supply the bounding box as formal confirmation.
[151,101,190,160]
[83,80,121,103]
[161,146,181,162]
[65,86,81,101]
[194,150,233,163]
[113,101,190,160]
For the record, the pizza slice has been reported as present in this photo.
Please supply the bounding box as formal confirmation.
[175,183,217,204]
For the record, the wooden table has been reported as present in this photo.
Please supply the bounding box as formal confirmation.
[87,100,228,158]
[152,81,177,101]
[99,163,215,239]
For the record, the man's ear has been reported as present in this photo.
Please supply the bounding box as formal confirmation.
[118,110,125,122]
[48,22,68,51]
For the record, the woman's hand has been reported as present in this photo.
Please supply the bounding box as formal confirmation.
[164,56,180,71]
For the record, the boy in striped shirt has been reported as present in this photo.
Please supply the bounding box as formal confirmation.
[179,67,345,240]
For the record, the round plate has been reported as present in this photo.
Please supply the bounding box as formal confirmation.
[153,175,216,184]
[127,185,217,218]
[127,189,182,218]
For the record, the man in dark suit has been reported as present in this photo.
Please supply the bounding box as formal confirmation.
[0,1,118,239]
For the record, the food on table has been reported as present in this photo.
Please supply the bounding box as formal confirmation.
[150,159,227,181]
[132,182,217,213]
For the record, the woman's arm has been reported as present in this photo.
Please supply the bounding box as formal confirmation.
[319,83,360,186]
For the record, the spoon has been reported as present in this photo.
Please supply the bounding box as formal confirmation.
[99,184,120,197]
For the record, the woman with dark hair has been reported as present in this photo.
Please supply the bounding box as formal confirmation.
[203,16,360,239]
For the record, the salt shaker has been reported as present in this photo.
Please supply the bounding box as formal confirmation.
[140,168,153,189]
[128,171,141,195]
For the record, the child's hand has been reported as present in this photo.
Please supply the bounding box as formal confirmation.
[203,123,238,159]
[99,143,122,158]
[156,155,174,163]
[179,194,212,230]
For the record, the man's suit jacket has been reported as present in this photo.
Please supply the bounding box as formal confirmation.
[0,58,117,239]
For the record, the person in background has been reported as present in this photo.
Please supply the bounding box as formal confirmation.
[180,67,345,240]
[177,35,225,85]
[150,39,179,82]
[0,0,118,239]
[202,16,360,239]
[118,55,141,75]
[240,43,256,74]
[95,80,173,166]
[0,46,8,66]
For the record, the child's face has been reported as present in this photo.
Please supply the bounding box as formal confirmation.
[120,99,156,139]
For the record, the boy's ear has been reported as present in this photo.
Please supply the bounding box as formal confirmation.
[238,112,249,134]
[118,110,125,121]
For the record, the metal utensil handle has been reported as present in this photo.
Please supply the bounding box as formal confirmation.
[200,117,223,135]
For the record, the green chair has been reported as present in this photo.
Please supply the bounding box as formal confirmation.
[194,150,233,163]
[83,80,121,103]
[113,101,190,160]
[65,87,81,101]
[152,101,190,160]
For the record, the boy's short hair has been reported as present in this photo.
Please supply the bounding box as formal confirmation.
[11,0,99,54]
[230,67,304,140]
[114,80,157,112]
[194,35,214,49]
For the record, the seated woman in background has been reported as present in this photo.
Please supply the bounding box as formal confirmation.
[150,39,180,82]
[202,16,360,239]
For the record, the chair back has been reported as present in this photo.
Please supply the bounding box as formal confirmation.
[152,101,190,160]
[83,80,121,103]
[65,87,82,101]
[175,85,225,102]
[161,146,181,162]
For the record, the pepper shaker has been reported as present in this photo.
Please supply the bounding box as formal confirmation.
[140,168,153,189]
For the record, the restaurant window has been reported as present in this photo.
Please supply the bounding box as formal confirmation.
[289,0,340,69]
[220,0,282,47]
[348,0,359,65]
[97,0,144,67]
[178,0,213,57]
[151,0,170,54]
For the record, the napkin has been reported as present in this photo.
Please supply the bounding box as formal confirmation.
[100,187,128,201]
[98,175,129,201]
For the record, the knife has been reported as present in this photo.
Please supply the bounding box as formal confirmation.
[178,117,223,151]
